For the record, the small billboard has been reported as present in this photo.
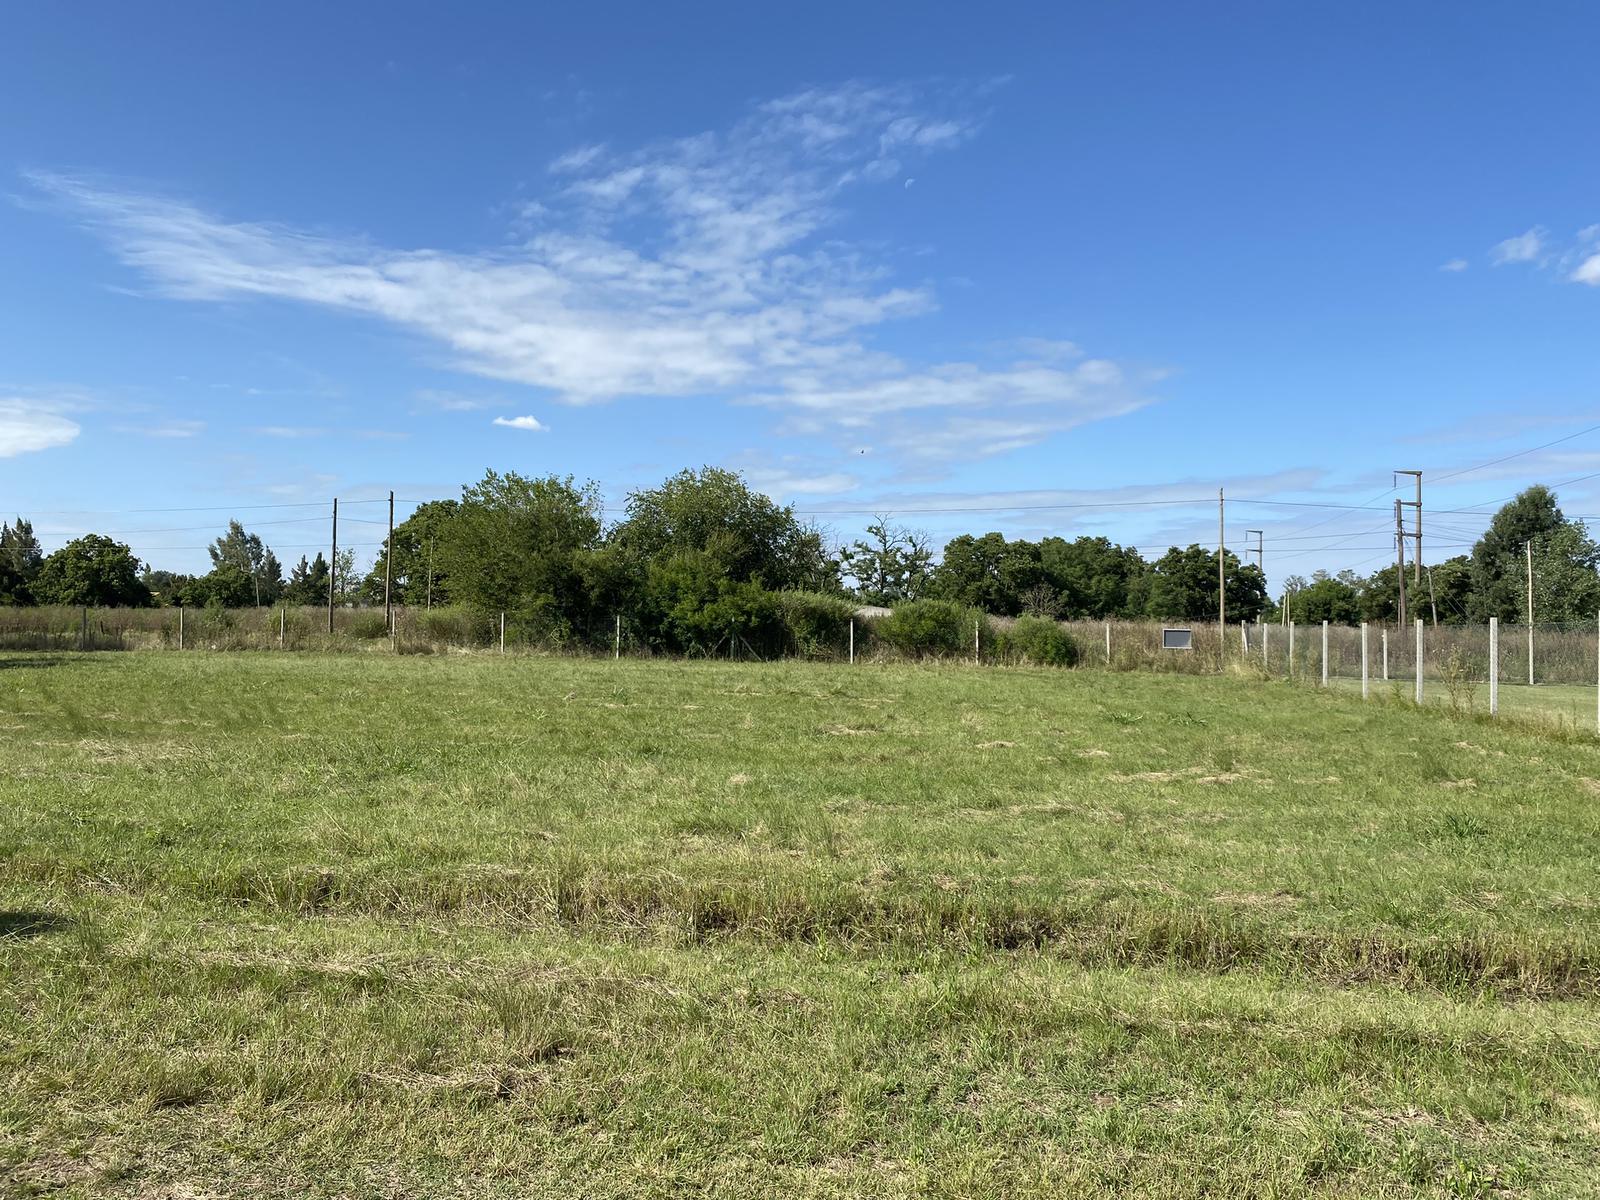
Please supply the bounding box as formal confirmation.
[1161,627,1193,651]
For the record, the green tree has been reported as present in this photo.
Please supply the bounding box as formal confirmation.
[929,533,1042,615]
[360,500,460,606]
[1285,570,1362,624]
[0,517,44,604]
[434,471,603,638]
[180,563,256,608]
[1145,545,1267,621]
[838,519,933,605]
[1529,522,1600,622]
[1038,535,1146,618]
[614,468,831,591]
[1468,487,1567,621]
[207,520,283,605]
[140,568,197,606]
[33,535,152,607]
[281,554,331,606]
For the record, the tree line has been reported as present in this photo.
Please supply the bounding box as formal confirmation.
[0,470,1592,646]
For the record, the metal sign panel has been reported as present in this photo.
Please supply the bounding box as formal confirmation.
[1161,627,1193,650]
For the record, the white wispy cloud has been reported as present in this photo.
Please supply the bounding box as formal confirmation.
[1439,258,1469,273]
[0,397,80,458]
[24,80,1155,469]
[1491,227,1546,265]
[492,414,548,432]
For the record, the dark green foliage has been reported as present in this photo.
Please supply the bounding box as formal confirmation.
[877,598,981,657]
[360,499,459,606]
[1039,535,1146,618]
[433,471,603,639]
[32,535,151,607]
[929,532,1043,616]
[207,520,283,605]
[1468,486,1567,621]
[180,563,257,608]
[839,520,933,605]
[0,517,43,605]
[1146,546,1268,621]
[778,591,857,657]
[281,554,331,607]
[615,466,832,592]
[997,615,1080,666]
[1285,571,1362,624]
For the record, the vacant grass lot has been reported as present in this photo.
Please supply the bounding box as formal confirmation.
[2,652,1599,1198]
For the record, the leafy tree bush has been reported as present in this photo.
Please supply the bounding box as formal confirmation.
[877,598,980,658]
[33,535,151,607]
[778,591,856,657]
[997,615,1080,666]
[0,518,44,605]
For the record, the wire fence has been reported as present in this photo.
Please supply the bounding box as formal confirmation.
[4,605,1599,732]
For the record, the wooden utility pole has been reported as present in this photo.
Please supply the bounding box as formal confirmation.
[1217,488,1226,665]
[384,490,394,634]
[328,497,338,635]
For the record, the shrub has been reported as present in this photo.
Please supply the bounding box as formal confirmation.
[347,612,389,639]
[878,599,980,658]
[998,615,1080,667]
[779,591,856,658]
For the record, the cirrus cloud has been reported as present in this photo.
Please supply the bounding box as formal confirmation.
[23,80,1155,472]
[0,398,80,458]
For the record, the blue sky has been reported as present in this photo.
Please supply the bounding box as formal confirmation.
[4,2,1600,589]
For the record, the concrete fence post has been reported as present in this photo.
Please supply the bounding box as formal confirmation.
[1414,619,1424,705]
[500,611,505,655]
[1263,621,1270,672]
[1104,621,1111,665]
[1382,628,1388,681]
[1288,621,1296,678]
[849,619,855,664]
[280,606,286,649]
[1321,620,1329,687]
[1361,622,1369,699]
[974,620,980,665]
[1488,617,1498,716]
[178,605,184,651]
[614,614,621,660]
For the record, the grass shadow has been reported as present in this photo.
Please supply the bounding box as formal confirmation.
[0,911,76,939]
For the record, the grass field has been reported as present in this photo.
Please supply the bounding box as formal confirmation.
[3,651,1600,1197]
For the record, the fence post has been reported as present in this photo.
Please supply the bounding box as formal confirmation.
[1239,620,1248,656]
[1529,618,1536,687]
[1104,621,1111,665]
[280,606,286,649]
[178,605,184,651]
[1488,617,1498,716]
[1382,628,1388,681]
[614,614,621,660]
[1361,622,1369,699]
[1414,619,1424,705]
[1263,621,1270,672]
[849,619,855,664]
[974,620,980,665]
[500,611,505,655]
[1321,620,1329,687]
[1288,621,1295,678]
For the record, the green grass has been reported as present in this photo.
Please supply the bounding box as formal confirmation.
[3,651,1599,1197]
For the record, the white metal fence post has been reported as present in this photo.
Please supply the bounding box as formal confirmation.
[1361,622,1369,699]
[1488,617,1498,716]
[1414,619,1424,705]
[1321,620,1329,687]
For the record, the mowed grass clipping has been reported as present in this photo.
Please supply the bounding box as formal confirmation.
[1,651,1598,1198]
